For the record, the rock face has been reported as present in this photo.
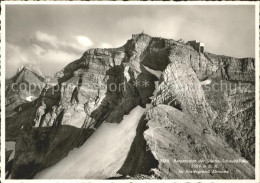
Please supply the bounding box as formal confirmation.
[5,65,46,140]
[6,33,255,179]
[6,65,46,116]
[118,105,254,179]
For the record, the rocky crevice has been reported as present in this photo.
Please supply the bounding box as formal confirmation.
[117,115,159,176]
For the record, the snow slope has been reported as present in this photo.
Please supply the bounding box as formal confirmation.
[6,141,16,161]
[25,96,36,102]
[35,104,152,179]
[142,65,162,79]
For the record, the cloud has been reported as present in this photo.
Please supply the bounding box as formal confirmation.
[6,43,29,64]
[75,36,93,48]
[37,49,79,64]
[35,31,58,48]
[31,43,46,55]
[6,41,80,78]
[98,42,112,48]
[33,31,93,54]
[6,31,115,78]
[6,31,93,78]
[6,42,36,78]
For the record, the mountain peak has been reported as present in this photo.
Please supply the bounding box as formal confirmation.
[132,32,151,39]
[17,64,43,77]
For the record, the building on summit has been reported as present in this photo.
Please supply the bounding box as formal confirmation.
[187,40,205,53]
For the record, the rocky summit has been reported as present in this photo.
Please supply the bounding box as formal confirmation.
[5,33,255,179]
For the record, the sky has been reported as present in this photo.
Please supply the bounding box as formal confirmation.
[5,5,255,78]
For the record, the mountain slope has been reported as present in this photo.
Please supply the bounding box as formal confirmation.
[35,104,152,179]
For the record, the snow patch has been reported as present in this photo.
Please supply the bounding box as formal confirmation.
[150,81,159,100]
[35,104,152,179]
[25,96,36,102]
[200,79,212,85]
[124,65,131,82]
[6,141,16,161]
[143,65,162,78]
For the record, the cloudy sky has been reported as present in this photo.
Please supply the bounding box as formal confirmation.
[5,5,255,78]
